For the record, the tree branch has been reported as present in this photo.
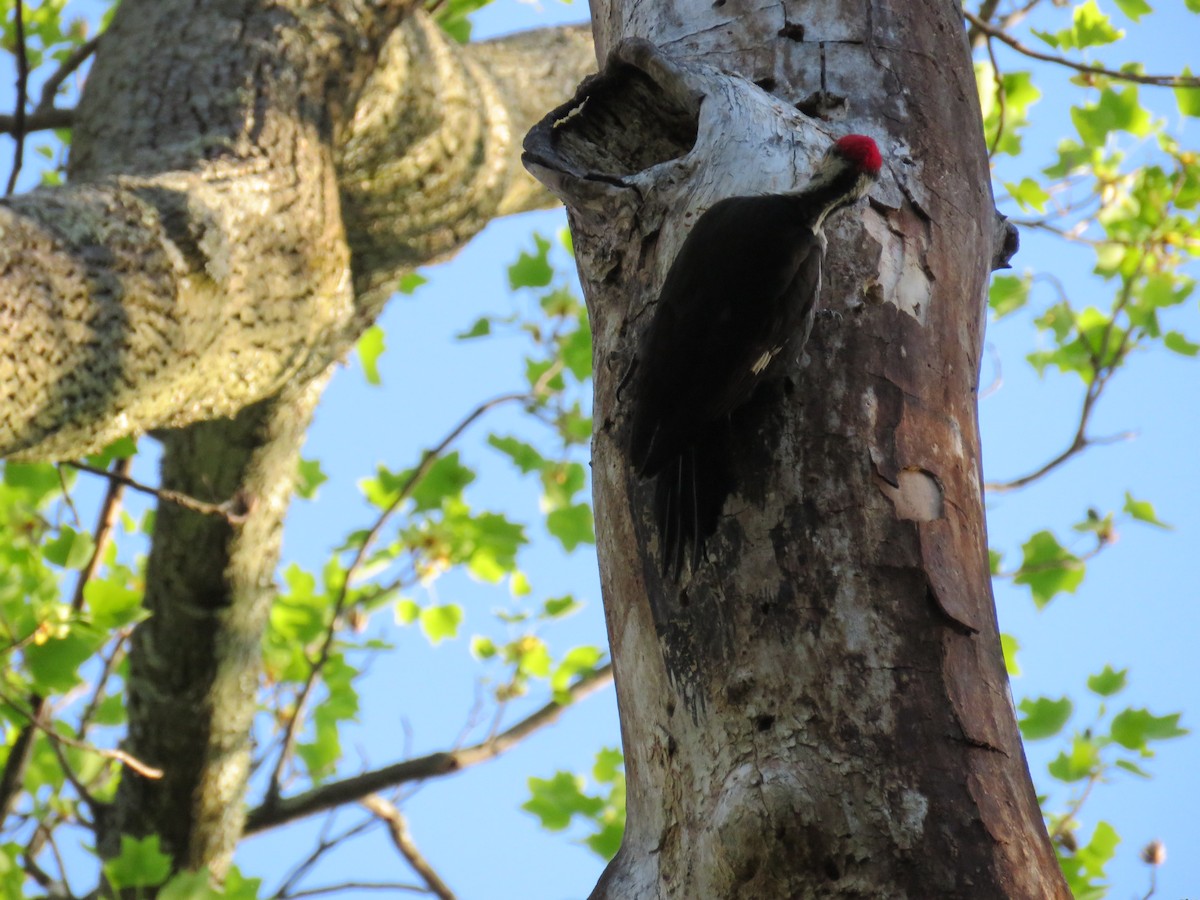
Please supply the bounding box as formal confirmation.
[361,795,456,900]
[36,36,101,114]
[246,662,613,834]
[263,391,531,806]
[963,10,1200,88]
[64,460,251,524]
[5,0,29,195]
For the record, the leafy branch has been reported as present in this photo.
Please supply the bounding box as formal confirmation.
[246,661,613,834]
[963,9,1200,88]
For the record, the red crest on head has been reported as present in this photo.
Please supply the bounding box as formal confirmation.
[833,134,882,175]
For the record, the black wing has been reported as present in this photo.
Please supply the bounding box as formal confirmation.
[627,194,826,573]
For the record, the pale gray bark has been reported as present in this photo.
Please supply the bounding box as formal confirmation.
[526,1,1068,896]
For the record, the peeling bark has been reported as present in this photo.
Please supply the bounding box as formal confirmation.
[527,1,1066,895]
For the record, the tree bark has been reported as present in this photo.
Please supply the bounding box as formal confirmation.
[0,0,595,878]
[0,6,593,462]
[525,1,1068,896]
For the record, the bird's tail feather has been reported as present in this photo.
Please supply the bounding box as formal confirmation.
[653,429,732,578]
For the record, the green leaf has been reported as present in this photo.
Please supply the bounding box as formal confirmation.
[1047,735,1102,782]
[1123,492,1170,528]
[1006,178,1050,213]
[1175,69,1200,118]
[24,624,103,693]
[221,868,264,900]
[1087,665,1128,697]
[42,525,95,569]
[1114,758,1152,778]
[1072,87,1152,148]
[543,595,580,619]
[104,835,173,890]
[1112,0,1151,19]
[1078,821,1120,877]
[357,325,386,386]
[398,272,427,295]
[988,548,1003,575]
[1164,330,1200,356]
[510,570,532,597]
[159,869,222,900]
[560,320,593,380]
[593,747,624,783]
[412,453,476,511]
[516,636,552,678]
[523,772,604,830]
[547,503,595,552]
[395,598,420,625]
[551,645,604,700]
[456,317,492,340]
[296,714,341,782]
[585,819,625,861]
[471,635,497,659]
[84,578,145,631]
[419,604,463,645]
[488,435,546,474]
[508,234,554,289]
[3,462,63,506]
[1059,0,1124,48]
[295,458,327,500]
[1013,531,1086,608]
[85,435,138,468]
[1019,696,1073,740]
[1109,708,1188,750]
[1000,634,1020,676]
[988,274,1030,318]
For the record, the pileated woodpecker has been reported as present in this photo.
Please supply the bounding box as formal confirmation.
[628,133,882,576]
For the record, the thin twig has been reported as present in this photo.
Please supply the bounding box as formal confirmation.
[263,391,531,806]
[246,662,614,834]
[5,0,29,195]
[0,689,163,779]
[362,794,456,900]
[270,814,380,899]
[963,10,1200,88]
[77,629,132,742]
[70,458,130,611]
[36,35,100,113]
[984,36,1006,158]
[64,459,251,524]
[986,256,1144,493]
[287,883,430,899]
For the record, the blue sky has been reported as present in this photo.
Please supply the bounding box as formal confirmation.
[3,1,1198,898]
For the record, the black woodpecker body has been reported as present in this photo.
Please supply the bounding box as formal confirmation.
[628,134,882,576]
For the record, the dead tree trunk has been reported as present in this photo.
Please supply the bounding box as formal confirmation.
[525,2,1068,896]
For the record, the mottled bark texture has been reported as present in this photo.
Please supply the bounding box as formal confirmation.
[0,4,593,462]
[0,0,594,879]
[525,2,1067,896]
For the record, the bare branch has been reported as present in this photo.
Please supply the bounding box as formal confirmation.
[287,883,431,898]
[0,106,74,135]
[6,0,29,195]
[963,10,1200,88]
[0,689,163,779]
[70,457,130,611]
[362,794,456,900]
[246,662,614,834]
[64,459,251,524]
[36,36,101,113]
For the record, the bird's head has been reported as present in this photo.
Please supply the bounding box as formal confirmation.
[829,134,883,178]
[804,133,882,226]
